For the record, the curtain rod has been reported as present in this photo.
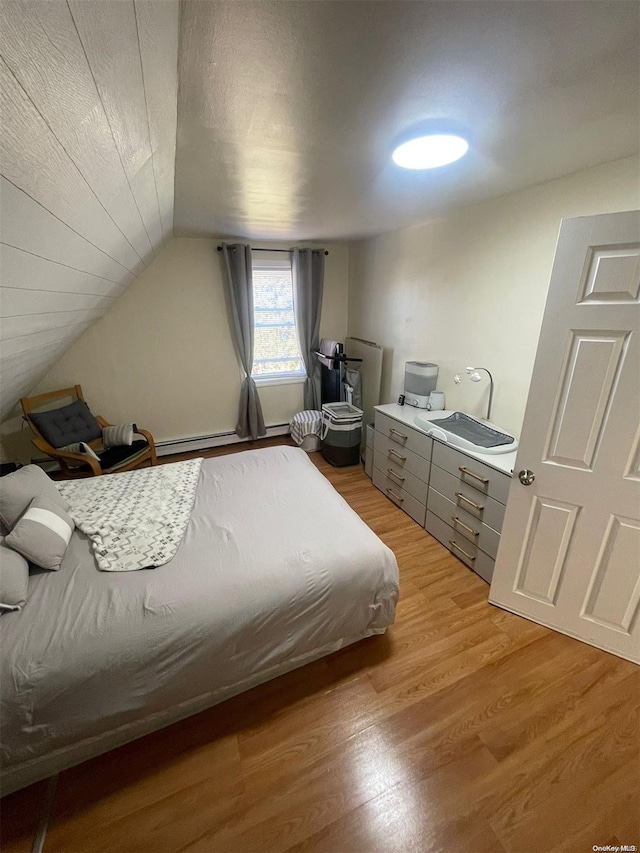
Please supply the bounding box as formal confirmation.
[216,246,329,256]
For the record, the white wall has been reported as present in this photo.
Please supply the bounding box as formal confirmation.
[3,238,348,460]
[0,0,178,419]
[348,157,639,438]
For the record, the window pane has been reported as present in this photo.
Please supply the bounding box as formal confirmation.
[252,265,304,376]
[254,358,304,375]
[254,308,294,327]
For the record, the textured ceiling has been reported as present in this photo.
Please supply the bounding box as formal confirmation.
[1,0,638,425]
[174,0,639,241]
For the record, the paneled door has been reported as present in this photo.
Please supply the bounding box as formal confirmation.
[490,210,640,663]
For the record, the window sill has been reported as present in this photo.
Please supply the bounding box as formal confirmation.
[253,374,307,387]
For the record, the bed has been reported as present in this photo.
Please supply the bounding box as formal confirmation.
[0,446,398,795]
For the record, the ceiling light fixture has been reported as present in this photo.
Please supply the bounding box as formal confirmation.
[392,134,469,170]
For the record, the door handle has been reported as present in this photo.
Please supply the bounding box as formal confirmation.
[518,469,536,486]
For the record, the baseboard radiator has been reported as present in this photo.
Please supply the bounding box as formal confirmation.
[155,424,291,457]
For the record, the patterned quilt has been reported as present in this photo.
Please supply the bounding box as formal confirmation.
[57,459,203,571]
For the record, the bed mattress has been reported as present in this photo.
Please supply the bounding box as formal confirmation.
[0,447,398,794]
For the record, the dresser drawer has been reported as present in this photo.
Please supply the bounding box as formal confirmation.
[375,411,432,461]
[374,450,428,504]
[373,432,432,482]
[431,442,510,505]
[373,467,426,526]
[428,487,500,559]
[429,464,506,532]
[425,510,495,583]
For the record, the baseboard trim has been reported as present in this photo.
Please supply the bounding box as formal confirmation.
[155,424,291,457]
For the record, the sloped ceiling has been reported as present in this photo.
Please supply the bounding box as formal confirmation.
[1,0,638,421]
[0,0,179,420]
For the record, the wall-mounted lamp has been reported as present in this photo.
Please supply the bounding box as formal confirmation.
[454,366,494,421]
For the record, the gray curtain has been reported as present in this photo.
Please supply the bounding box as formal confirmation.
[220,243,266,440]
[291,248,325,410]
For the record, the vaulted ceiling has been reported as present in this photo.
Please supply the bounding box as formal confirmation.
[0,0,179,421]
[1,0,638,421]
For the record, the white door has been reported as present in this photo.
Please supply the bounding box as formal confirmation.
[490,210,640,663]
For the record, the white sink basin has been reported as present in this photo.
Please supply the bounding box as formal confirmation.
[414,411,518,455]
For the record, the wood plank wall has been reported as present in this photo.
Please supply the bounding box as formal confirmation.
[0,0,179,419]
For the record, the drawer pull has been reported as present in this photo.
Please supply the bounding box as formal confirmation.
[388,448,407,463]
[449,539,476,562]
[455,491,484,512]
[452,516,480,537]
[386,468,406,485]
[458,466,489,485]
[386,488,404,504]
[389,428,408,443]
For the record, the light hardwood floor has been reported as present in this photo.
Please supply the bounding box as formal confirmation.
[2,439,638,853]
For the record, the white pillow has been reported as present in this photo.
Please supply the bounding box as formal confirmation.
[60,441,101,463]
[102,424,136,448]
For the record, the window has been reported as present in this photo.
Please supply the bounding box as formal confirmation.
[251,257,305,381]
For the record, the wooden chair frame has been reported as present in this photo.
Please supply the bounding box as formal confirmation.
[21,385,157,477]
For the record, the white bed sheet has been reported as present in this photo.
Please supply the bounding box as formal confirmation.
[0,447,398,794]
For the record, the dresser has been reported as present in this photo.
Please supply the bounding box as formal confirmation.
[372,409,432,526]
[373,404,516,583]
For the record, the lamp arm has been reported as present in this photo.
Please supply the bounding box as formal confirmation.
[477,367,494,421]
[462,366,495,421]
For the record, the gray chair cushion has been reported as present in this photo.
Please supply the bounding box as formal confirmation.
[29,400,102,448]
[99,440,149,470]
[70,440,150,474]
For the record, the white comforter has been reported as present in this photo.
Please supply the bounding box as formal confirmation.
[1,447,399,794]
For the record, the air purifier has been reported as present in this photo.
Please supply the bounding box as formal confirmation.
[404,362,439,408]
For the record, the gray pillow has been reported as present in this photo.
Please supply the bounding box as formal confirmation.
[5,495,74,571]
[0,465,69,530]
[0,537,29,611]
[29,399,102,448]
